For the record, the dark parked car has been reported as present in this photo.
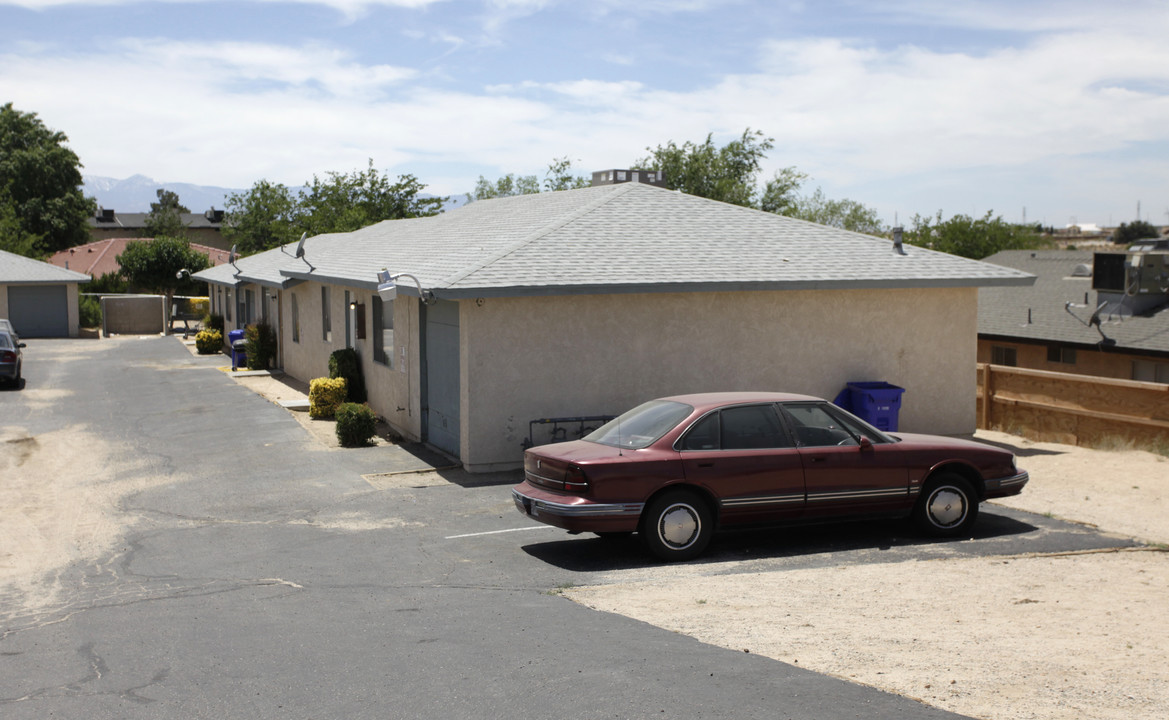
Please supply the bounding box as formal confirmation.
[0,329,25,387]
[512,392,1028,561]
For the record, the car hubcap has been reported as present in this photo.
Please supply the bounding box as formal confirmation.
[928,487,967,527]
[659,503,700,549]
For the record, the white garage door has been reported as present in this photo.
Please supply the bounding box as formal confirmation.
[8,285,69,337]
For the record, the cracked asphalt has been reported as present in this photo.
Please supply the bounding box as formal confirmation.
[0,337,1135,719]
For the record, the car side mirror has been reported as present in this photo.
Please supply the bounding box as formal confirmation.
[17,343,26,349]
[858,436,873,450]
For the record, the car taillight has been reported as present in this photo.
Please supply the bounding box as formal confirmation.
[0,351,14,362]
[564,465,589,492]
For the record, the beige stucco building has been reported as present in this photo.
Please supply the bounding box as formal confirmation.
[198,180,1032,472]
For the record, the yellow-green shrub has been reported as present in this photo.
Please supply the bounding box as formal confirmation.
[195,329,222,354]
[309,377,348,419]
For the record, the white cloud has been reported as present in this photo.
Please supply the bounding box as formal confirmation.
[3,3,1167,223]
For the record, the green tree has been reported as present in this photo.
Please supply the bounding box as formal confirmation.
[543,156,590,192]
[297,159,445,236]
[0,202,44,256]
[1112,220,1159,245]
[469,173,539,201]
[788,188,885,236]
[142,188,190,239]
[223,180,300,255]
[117,237,210,311]
[902,210,1046,259]
[633,128,808,210]
[0,102,95,256]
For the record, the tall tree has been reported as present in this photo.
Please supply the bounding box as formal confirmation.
[297,159,445,236]
[469,173,539,201]
[142,188,190,239]
[1112,220,1159,245]
[223,180,300,255]
[788,188,885,236]
[902,210,1046,259]
[0,102,95,256]
[633,128,807,210]
[543,156,590,192]
[117,236,210,310]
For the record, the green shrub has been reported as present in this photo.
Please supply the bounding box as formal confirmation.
[245,322,278,370]
[328,348,367,403]
[195,329,223,354]
[83,271,129,294]
[79,294,102,328]
[204,313,225,333]
[335,402,378,447]
[309,377,348,419]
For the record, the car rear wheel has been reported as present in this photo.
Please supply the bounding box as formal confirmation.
[641,490,713,562]
[914,473,978,536]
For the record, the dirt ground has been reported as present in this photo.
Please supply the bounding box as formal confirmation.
[567,432,1169,720]
[4,344,1167,719]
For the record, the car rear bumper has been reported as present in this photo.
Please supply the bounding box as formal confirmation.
[511,483,643,533]
[984,470,1029,498]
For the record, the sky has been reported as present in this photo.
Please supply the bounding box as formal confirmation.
[3,0,1168,228]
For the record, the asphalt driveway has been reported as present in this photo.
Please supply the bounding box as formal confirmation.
[0,336,1134,719]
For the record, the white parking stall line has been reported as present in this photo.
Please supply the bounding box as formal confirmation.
[445,526,557,540]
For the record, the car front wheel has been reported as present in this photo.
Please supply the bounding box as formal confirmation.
[641,490,713,562]
[914,474,978,536]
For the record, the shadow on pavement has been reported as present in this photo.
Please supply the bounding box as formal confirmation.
[520,510,1042,572]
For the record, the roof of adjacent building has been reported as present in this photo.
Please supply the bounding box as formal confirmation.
[88,210,224,230]
[979,249,1169,355]
[0,248,91,284]
[196,182,1035,297]
[46,238,232,278]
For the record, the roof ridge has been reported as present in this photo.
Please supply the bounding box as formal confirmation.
[434,183,634,289]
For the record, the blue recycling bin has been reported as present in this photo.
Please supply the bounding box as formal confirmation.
[228,329,247,371]
[834,381,905,432]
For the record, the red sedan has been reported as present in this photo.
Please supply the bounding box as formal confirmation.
[512,392,1028,561]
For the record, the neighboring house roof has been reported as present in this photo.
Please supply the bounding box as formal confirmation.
[979,249,1169,355]
[46,238,232,278]
[0,247,91,284]
[88,209,225,231]
[197,183,1034,298]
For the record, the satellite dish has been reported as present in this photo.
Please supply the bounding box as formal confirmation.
[228,244,237,265]
[295,232,307,259]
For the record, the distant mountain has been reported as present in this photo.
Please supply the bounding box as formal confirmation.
[83,174,465,214]
[82,175,240,213]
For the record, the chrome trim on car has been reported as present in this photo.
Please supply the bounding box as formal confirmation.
[512,488,644,518]
[986,470,1029,490]
[808,487,909,502]
[721,493,805,508]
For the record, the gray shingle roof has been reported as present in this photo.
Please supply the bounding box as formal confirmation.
[0,248,91,284]
[198,183,1034,298]
[979,249,1169,355]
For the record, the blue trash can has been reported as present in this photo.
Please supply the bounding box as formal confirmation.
[228,329,247,371]
[835,381,905,432]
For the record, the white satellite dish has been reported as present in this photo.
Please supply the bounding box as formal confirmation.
[294,232,307,259]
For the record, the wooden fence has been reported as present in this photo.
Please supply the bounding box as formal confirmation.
[977,363,1169,448]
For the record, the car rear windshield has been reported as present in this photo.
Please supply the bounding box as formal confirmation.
[584,400,694,449]
[0,334,12,350]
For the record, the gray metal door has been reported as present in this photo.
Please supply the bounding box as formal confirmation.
[8,285,68,337]
[424,299,460,458]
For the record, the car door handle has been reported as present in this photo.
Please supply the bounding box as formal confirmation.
[809,456,827,463]
[697,462,714,468]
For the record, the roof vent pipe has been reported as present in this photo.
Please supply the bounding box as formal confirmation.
[892,226,907,255]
